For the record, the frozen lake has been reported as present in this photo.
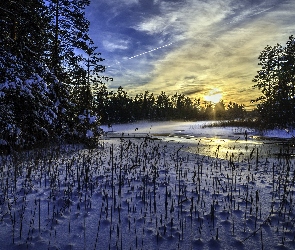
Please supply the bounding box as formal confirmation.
[101,121,295,160]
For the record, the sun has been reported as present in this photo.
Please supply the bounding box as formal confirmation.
[204,88,222,104]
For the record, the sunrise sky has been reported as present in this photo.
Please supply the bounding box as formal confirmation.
[86,0,295,109]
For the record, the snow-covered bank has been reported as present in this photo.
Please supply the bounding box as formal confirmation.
[0,122,295,249]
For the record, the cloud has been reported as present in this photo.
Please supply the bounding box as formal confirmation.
[135,16,171,35]
[87,0,295,108]
[125,0,295,105]
[102,40,129,52]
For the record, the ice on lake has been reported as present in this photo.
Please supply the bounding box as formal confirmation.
[101,121,295,159]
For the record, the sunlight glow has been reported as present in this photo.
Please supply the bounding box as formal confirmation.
[204,88,222,103]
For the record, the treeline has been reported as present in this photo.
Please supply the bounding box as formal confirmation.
[93,85,247,123]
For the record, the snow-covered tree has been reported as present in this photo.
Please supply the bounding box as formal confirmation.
[0,0,58,149]
[0,0,106,149]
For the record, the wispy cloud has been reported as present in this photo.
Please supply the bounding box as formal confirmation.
[87,0,295,108]
[102,40,130,52]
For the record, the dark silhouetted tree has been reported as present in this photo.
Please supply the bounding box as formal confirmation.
[155,92,173,119]
[108,87,133,123]
[214,100,226,120]
[252,35,295,128]
[227,102,246,120]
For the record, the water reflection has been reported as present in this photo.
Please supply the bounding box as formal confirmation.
[156,132,295,161]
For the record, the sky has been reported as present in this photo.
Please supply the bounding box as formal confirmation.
[86,0,295,109]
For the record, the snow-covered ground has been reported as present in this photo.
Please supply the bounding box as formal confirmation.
[1,121,295,249]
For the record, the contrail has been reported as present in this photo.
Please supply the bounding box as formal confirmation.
[107,42,173,68]
[128,43,173,59]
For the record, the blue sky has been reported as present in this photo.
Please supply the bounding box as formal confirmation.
[86,0,295,108]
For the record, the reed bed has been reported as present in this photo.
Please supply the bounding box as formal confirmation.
[0,136,295,249]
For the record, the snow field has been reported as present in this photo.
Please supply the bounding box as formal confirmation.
[0,124,295,249]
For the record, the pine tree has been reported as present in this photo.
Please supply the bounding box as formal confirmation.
[46,0,92,78]
[45,0,106,145]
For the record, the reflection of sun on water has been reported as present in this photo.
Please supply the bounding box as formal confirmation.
[204,88,222,103]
